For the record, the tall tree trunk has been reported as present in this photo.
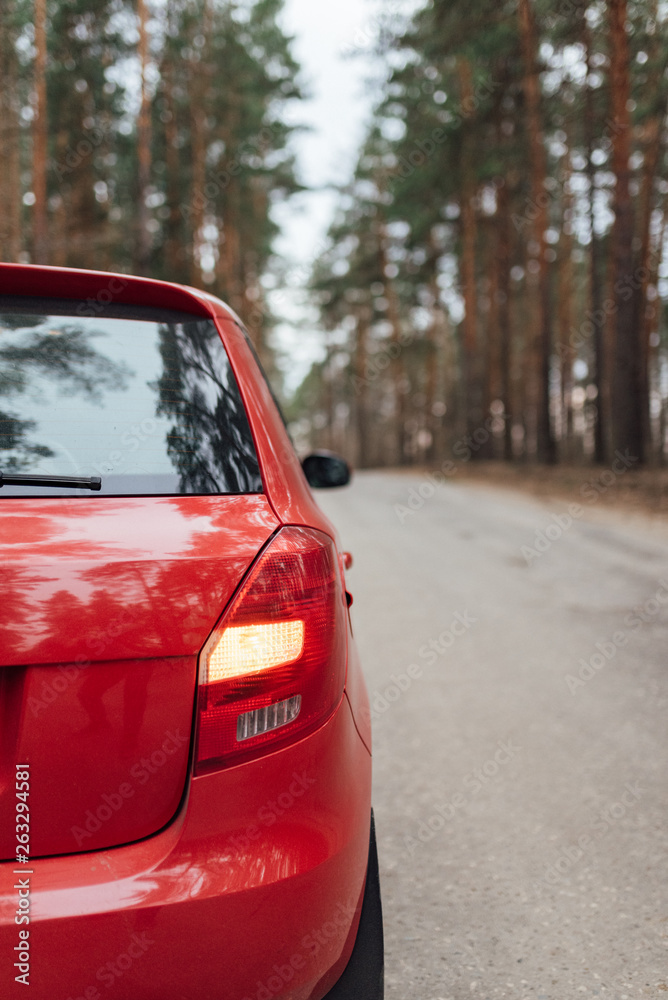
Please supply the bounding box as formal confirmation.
[425,246,445,462]
[457,58,481,447]
[557,133,575,460]
[323,343,336,452]
[375,199,407,466]
[188,0,212,286]
[246,179,271,362]
[631,0,664,462]
[135,0,152,274]
[162,51,184,280]
[633,109,662,461]
[581,1,608,463]
[518,0,556,463]
[646,202,667,461]
[0,0,22,262]
[384,266,407,465]
[496,178,513,461]
[217,180,244,314]
[479,216,497,459]
[609,0,644,462]
[32,0,48,263]
[353,306,372,468]
[189,111,206,286]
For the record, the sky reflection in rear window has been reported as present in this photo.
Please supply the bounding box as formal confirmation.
[0,302,262,496]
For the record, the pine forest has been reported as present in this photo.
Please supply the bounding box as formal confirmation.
[2,0,668,467]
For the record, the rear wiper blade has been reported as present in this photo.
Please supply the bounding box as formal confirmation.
[0,472,102,491]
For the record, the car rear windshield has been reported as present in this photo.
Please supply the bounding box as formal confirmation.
[0,297,263,496]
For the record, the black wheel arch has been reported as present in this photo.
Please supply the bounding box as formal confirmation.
[322,809,384,1000]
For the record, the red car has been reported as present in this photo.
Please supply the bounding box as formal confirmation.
[0,264,382,1000]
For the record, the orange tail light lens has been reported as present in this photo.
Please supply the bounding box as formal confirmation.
[195,526,347,774]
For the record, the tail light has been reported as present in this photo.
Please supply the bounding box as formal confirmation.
[195,526,347,774]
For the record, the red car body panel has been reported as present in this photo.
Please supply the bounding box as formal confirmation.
[2,655,196,858]
[0,495,279,858]
[0,495,280,668]
[0,264,373,1000]
[0,262,215,318]
[0,702,371,1000]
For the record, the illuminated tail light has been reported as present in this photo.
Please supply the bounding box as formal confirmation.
[195,526,347,774]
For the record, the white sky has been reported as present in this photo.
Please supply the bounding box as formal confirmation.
[269,0,385,390]
[276,0,383,254]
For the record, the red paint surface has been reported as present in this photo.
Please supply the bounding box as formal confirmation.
[0,264,373,999]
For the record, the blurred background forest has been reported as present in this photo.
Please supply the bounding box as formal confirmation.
[1,0,667,468]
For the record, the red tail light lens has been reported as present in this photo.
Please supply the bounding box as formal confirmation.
[195,526,347,774]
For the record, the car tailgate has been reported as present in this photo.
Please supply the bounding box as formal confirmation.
[0,494,279,858]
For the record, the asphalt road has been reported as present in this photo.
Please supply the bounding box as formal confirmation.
[316,470,668,1000]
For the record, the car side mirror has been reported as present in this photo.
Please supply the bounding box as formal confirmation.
[301,451,351,489]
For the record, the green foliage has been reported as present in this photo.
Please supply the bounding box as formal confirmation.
[302,0,668,466]
[3,0,302,351]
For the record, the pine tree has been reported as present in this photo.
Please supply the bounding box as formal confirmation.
[299,0,668,467]
[608,0,644,461]
[33,0,48,263]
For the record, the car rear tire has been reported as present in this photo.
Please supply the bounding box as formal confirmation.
[322,810,384,1000]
